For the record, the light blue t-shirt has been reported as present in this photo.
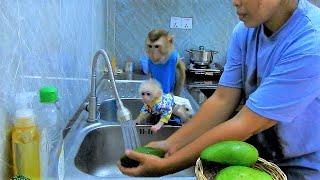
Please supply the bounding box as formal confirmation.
[219,0,320,179]
[148,50,179,94]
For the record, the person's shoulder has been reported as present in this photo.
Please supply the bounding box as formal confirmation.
[296,0,320,36]
[298,0,320,30]
[283,1,320,57]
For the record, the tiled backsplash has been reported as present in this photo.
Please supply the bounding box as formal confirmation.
[107,0,239,68]
[0,0,107,123]
[0,1,107,177]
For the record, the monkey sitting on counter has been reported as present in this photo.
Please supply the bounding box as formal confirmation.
[145,29,186,96]
[135,79,191,133]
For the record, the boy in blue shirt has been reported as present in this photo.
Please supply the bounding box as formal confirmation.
[119,0,320,179]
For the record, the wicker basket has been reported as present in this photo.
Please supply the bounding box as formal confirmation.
[195,157,287,180]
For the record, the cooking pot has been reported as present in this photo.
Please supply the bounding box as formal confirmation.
[186,46,218,66]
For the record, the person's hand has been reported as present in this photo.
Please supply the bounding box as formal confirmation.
[147,140,179,157]
[117,150,168,177]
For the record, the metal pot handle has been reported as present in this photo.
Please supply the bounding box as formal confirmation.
[211,50,218,54]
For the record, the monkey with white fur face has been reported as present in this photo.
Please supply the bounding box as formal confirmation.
[135,79,191,133]
[145,29,186,96]
[135,79,174,133]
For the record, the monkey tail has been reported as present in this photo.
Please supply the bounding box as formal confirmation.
[174,59,186,96]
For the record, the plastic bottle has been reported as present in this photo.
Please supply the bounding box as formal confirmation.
[0,100,13,179]
[38,86,64,179]
[12,108,41,180]
[111,56,118,74]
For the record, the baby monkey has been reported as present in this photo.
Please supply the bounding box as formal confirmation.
[135,79,190,133]
[145,29,186,96]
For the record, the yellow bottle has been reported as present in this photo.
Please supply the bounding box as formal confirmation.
[0,105,13,179]
[111,56,118,74]
[12,108,41,180]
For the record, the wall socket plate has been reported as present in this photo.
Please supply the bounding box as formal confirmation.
[181,17,192,29]
[170,16,182,29]
[170,16,192,29]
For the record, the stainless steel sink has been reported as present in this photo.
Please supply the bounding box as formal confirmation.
[99,98,143,122]
[63,76,199,179]
[74,125,194,178]
[64,97,196,179]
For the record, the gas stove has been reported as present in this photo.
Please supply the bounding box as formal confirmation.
[186,62,223,94]
[187,63,223,79]
[186,63,223,101]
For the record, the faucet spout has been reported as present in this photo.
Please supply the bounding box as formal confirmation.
[88,49,131,123]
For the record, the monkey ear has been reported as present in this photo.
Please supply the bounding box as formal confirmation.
[168,35,174,44]
[156,90,163,98]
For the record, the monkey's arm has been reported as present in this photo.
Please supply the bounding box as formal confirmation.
[136,104,151,122]
[173,58,186,96]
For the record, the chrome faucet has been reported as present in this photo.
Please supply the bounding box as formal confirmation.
[88,49,132,123]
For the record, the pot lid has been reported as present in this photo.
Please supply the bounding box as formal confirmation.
[188,46,216,53]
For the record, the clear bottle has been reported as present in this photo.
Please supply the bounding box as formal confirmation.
[12,108,41,180]
[38,86,64,179]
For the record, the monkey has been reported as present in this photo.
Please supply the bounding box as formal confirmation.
[135,79,192,133]
[145,29,186,96]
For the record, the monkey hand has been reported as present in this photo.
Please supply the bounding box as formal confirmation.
[134,118,142,125]
[151,121,164,133]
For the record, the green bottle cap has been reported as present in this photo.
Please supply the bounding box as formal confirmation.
[39,86,58,103]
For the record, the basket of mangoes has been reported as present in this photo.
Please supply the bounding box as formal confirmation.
[195,141,287,180]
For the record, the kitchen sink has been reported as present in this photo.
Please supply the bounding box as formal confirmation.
[74,125,194,178]
[64,97,196,179]
[99,98,143,122]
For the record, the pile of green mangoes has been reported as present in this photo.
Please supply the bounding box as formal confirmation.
[200,141,272,180]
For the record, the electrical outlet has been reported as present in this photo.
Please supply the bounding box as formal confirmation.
[181,17,192,29]
[170,16,182,29]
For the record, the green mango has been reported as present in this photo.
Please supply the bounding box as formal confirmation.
[200,141,258,166]
[120,146,165,168]
[216,166,272,180]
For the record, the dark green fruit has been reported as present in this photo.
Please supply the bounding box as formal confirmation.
[216,166,272,180]
[120,146,165,168]
[200,141,259,166]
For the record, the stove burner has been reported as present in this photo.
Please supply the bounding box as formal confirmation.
[193,64,210,69]
[186,62,223,81]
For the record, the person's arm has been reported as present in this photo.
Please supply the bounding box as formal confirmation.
[162,106,276,174]
[119,105,276,176]
[164,85,242,152]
